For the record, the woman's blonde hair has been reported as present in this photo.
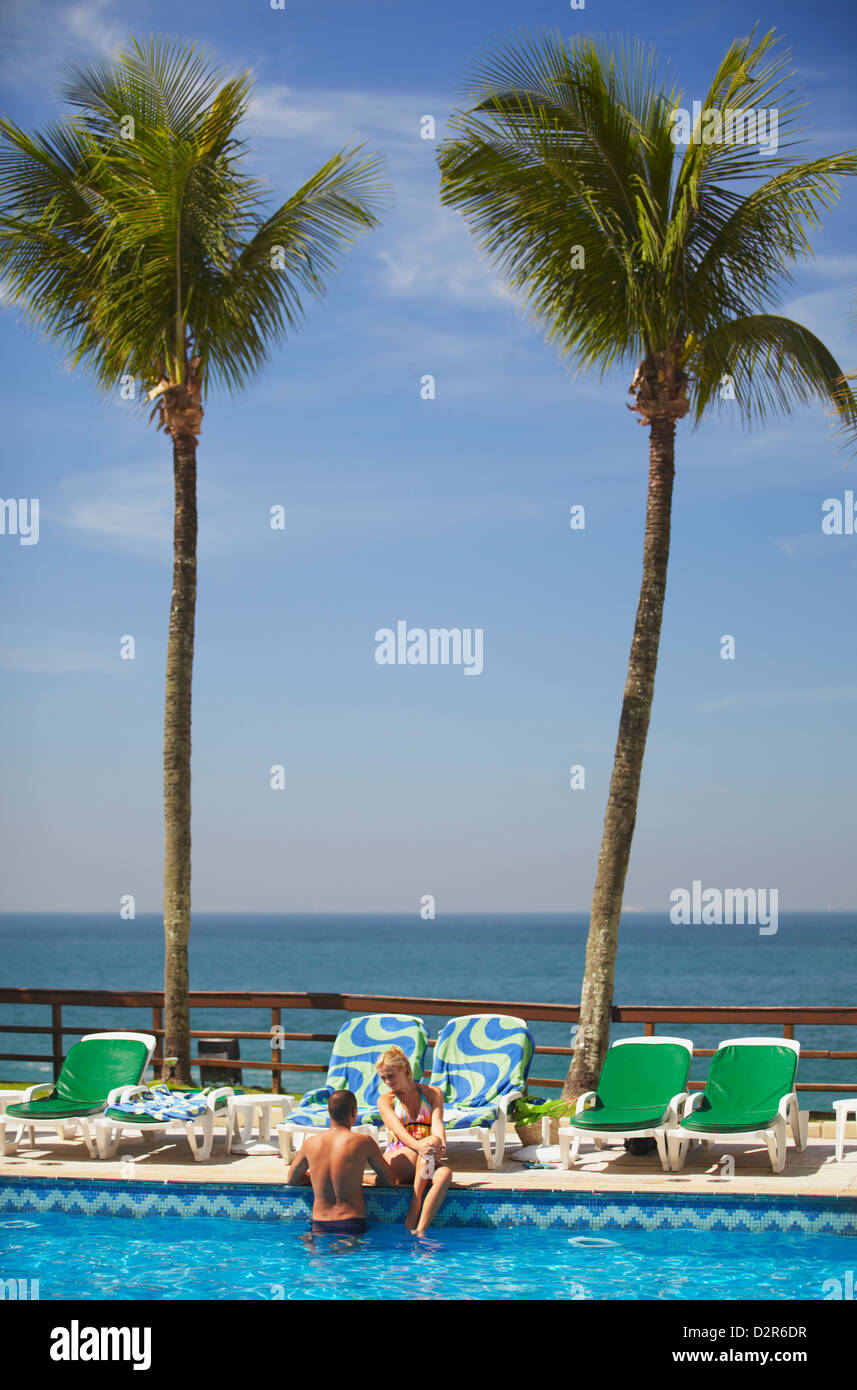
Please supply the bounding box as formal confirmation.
[375,1045,412,1080]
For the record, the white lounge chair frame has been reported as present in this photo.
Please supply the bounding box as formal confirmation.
[558,1036,694,1173]
[0,1032,156,1158]
[667,1037,808,1174]
[94,1085,235,1163]
[475,1090,520,1170]
[277,1119,380,1165]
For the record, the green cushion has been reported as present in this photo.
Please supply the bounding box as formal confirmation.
[680,1043,797,1134]
[7,1036,150,1122]
[8,1099,105,1119]
[681,1110,781,1134]
[570,1041,691,1132]
[103,1108,163,1124]
[54,1037,149,1106]
[569,1103,669,1132]
[596,1042,691,1111]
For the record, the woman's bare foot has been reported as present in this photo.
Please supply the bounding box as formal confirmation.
[405,1193,421,1229]
[414,1165,453,1234]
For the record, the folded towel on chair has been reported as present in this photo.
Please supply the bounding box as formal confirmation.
[105,1085,212,1123]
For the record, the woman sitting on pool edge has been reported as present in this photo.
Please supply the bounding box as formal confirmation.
[376,1046,452,1234]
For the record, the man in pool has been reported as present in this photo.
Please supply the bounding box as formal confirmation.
[286,1088,393,1235]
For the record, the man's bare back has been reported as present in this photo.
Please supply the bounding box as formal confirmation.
[286,1090,392,1233]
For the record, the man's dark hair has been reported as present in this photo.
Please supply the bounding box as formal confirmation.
[328,1089,357,1124]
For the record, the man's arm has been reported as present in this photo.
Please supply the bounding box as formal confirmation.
[363,1136,394,1187]
[286,1148,311,1186]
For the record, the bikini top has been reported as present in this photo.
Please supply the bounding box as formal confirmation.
[393,1083,433,1138]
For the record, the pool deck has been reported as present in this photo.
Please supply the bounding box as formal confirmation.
[1,1116,855,1198]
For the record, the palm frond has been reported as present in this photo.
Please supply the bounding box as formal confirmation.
[438,27,857,444]
[0,36,386,402]
[690,313,857,429]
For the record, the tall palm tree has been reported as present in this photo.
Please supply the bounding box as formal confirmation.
[0,37,385,1081]
[437,28,857,1096]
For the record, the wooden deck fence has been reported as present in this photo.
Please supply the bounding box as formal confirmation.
[0,989,855,1095]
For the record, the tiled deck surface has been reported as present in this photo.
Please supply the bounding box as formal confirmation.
[2,1116,855,1197]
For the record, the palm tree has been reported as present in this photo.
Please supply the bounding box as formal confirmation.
[0,37,385,1082]
[437,28,857,1096]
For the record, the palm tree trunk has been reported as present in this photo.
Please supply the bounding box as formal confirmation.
[563,416,676,1100]
[163,432,198,1085]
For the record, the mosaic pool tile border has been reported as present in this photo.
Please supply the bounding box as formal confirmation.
[1,1176,856,1235]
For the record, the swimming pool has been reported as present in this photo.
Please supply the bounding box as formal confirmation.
[1,1180,854,1301]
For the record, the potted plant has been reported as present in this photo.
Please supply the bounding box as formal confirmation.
[511,1094,570,1148]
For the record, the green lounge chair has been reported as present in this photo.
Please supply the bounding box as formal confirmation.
[668,1037,807,1173]
[558,1036,693,1171]
[1,1031,155,1158]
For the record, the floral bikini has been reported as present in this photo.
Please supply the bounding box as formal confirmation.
[385,1083,434,1159]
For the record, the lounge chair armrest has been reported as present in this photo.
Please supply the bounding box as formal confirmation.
[23,1083,54,1102]
[574,1091,597,1115]
[667,1091,690,1123]
[497,1090,522,1116]
[777,1093,794,1122]
[107,1083,149,1105]
[681,1092,704,1117]
[203,1086,234,1110]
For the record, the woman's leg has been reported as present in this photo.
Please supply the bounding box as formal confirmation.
[406,1165,430,1230]
[414,1163,452,1234]
[384,1151,416,1183]
[384,1148,418,1225]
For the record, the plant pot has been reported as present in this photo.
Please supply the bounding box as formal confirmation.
[515,1117,560,1147]
[514,1121,543,1147]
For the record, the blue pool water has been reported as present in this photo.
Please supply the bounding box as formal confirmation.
[1,1209,854,1301]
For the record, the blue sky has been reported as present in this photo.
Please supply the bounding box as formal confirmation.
[1,0,855,914]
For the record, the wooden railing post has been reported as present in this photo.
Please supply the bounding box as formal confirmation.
[51,1003,63,1081]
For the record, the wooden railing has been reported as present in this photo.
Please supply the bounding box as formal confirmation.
[1,989,855,1095]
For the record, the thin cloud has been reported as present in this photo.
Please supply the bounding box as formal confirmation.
[776,533,830,556]
[50,459,173,558]
[698,686,857,713]
[375,201,505,306]
[247,83,452,166]
[0,0,123,85]
[780,288,853,369]
[0,625,116,675]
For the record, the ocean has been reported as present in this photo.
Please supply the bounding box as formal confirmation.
[1,913,854,1109]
